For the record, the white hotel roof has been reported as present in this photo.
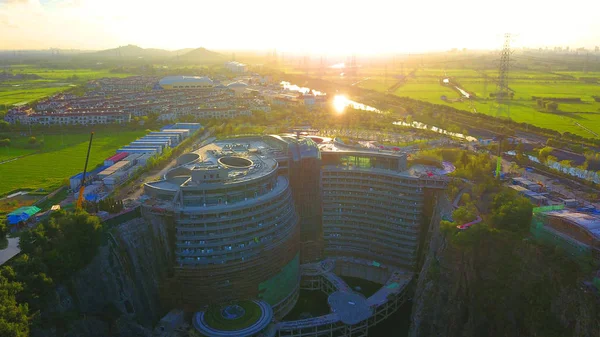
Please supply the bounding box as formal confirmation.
[159,76,213,85]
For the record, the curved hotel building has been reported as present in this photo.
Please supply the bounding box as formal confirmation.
[142,135,448,334]
[145,139,301,317]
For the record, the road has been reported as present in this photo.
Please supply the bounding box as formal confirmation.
[0,237,20,266]
[122,132,215,203]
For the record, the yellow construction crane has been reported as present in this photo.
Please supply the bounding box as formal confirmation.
[76,132,94,209]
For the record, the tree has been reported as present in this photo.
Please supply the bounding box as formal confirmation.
[452,203,478,224]
[460,193,471,205]
[0,217,8,239]
[515,142,525,161]
[27,137,36,145]
[489,190,533,232]
[0,267,30,337]
[458,151,470,168]
[0,138,11,147]
[536,99,544,108]
[546,101,558,112]
[17,210,102,292]
[538,146,553,163]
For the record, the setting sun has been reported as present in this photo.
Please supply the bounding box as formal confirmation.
[1,0,599,51]
[333,95,349,114]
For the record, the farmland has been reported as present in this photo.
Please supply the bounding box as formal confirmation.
[0,130,145,196]
[0,66,133,111]
[317,64,600,138]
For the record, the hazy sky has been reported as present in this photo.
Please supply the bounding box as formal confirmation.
[1,0,599,54]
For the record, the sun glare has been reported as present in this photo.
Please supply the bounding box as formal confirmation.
[333,95,349,114]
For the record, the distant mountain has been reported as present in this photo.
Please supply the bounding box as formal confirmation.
[174,47,225,64]
[173,48,194,55]
[90,45,173,59]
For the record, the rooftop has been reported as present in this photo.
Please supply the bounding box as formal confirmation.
[319,141,407,158]
[145,137,284,194]
[546,210,600,239]
[227,81,248,88]
[327,291,372,325]
[159,76,213,85]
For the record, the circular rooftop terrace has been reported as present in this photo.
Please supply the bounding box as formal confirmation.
[218,156,253,169]
[194,300,273,337]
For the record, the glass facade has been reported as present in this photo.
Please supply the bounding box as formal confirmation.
[268,135,325,263]
[321,153,405,171]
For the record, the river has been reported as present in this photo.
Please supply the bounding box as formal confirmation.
[282,81,478,142]
[443,78,470,98]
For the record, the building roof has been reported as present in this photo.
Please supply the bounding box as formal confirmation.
[159,76,213,86]
[106,152,129,162]
[70,165,109,180]
[509,185,529,192]
[547,210,600,239]
[226,81,248,88]
[7,206,41,224]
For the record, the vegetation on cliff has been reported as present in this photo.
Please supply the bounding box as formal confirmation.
[0,266,29,337]
[0,210,103,334]
[427,222,599,337]
[415,150,599,337]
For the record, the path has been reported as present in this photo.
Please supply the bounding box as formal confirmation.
[122,132,214,202]
[0,237,20,266]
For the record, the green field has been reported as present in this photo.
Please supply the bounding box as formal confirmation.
[0,130,145,195]
[354,68,600,137]
[0,67,133,109]
[203,301,262,331]
[0,85,74,107]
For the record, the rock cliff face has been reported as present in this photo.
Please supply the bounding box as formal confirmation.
[33,214,173,337]
[409,220,600,337]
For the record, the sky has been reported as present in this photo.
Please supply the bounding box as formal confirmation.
[1,0,599,54]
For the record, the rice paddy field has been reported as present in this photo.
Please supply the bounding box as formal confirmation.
[0,130,145,196]
[350,67,600,138]
[0,66,133,109]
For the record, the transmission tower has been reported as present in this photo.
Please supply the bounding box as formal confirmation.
[319,56,325,79]
[483,70,488,99]
[494,33,512,119]
[350,54,357,78]
[304,55,310,76]
[384,64,388,86]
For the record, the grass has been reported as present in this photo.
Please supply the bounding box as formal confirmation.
[0,147,37,161]
[0,195,38,217]
[35,188,69,211]
[0,67,134,109]
[0,85,73,107]
[355,67,600,138]
[0,130,145,196]
[203,301,262,331]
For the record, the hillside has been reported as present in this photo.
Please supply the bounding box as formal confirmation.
[88,44,173,59]
[174,47,224,64]
[411,223,600,337]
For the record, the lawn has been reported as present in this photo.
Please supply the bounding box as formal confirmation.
[203,301,262,331]
[0,130,145,196]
